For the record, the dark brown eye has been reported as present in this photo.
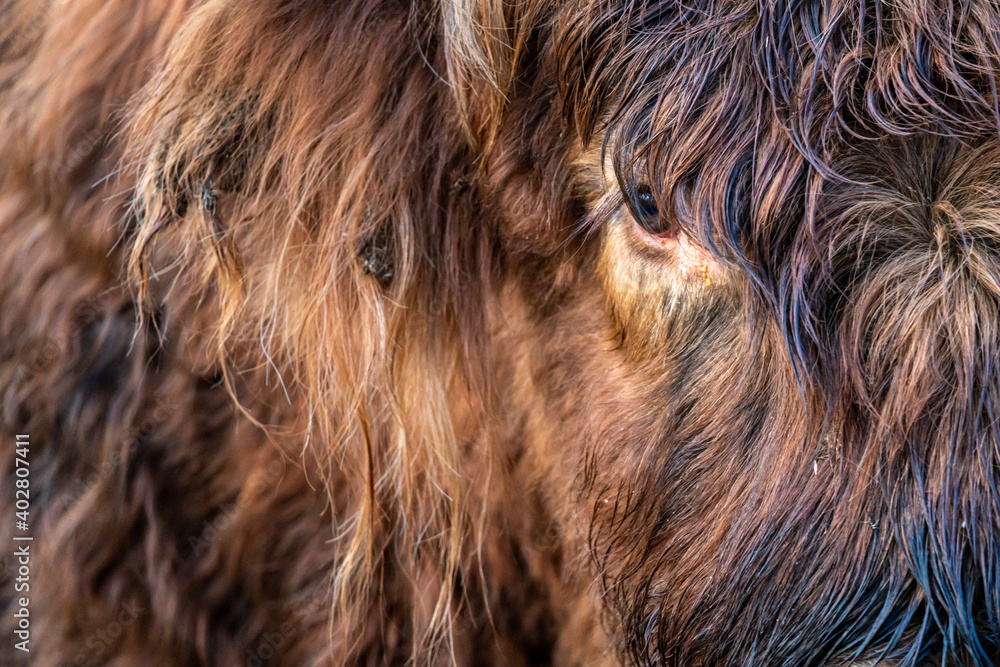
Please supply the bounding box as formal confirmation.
[635,184,657,216]
[630,184,671,236]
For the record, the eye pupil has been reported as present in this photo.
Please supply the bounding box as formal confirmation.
[632,183,670,235]
[636,184,657,216]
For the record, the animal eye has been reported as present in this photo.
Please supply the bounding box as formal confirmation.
[635,184,657,215]
[630,183,670,236]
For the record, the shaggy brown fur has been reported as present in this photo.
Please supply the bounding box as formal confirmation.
[2,0,1000,664]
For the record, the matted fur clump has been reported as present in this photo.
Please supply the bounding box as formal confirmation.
[1,0,999,664]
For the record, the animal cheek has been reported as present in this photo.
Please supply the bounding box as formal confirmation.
[595,215,737,355]
[631,220,717,288]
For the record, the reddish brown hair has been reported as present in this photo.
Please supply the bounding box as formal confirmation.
[1,0,999,664]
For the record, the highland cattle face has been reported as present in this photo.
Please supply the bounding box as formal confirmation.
[1,0,999,665]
